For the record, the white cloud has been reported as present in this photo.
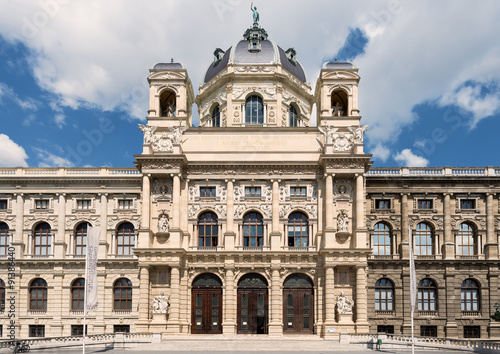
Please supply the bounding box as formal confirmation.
[371,143,391,162]
[0,82,38,111]
[439,83,500,128]
[32,147,73,167]
[0,1,498,146]
[54,113,66,129]
[0,134,29,167]
[394,149,429,167]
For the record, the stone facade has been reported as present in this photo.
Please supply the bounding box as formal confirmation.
[0,21,499,340]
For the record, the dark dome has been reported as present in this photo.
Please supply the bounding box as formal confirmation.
[204,27,307,84]
[153,62,184,70]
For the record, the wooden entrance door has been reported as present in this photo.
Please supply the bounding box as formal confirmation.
[283,288,313,333]
[237,289,268,334]
[191,288,222,334]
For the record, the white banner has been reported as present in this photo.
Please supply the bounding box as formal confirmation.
[85,227,100,312]
[409,226,417,312]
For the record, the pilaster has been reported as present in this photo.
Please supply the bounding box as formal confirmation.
[443,193,455,259]
[54,193,66,258]
[323,266,336,337]
[400,193,409,259]
[485,193,498,259]
[166,266,181,333]
[137,266,150,331]
[270,179,281,251]
[224,179,236,250]
[222,264,236,334]
[268,264,283,335]
[355,266,369,333]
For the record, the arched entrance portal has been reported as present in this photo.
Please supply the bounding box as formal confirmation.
[237,273,268,334]
[191,273,223,334]
[283,274,314,334]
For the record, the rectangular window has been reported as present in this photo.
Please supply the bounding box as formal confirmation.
[290,187,307,198]
[375,199,390,210]
[71,325,87,336]
[245,187,261,198]
[118,199,133,209]
[417,199,433,209]
[77,200,91,209]
[0,325,2,337]
[463,326,480,338]
[114,325,130,333]
[420,325,437,337]
[35,200,49,209]
[377,325,394,334]
[460,199,476,210]
[29,325,45,337]
[0,200,7,210]
[200,187,216,198]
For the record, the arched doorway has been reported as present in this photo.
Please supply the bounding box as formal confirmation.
[237,273,268,334]
[283,274,314,334]
[191,273,223,334]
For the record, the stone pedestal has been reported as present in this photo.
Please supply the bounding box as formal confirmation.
[485,243,499,259]
[488,321,500,339]
[337,312,353,324]
[443,242,456,259]
[445,322,458,338]
[269,231,282,251]
[151,312,168,324]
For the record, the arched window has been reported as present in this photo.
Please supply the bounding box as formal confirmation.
[289,105,298,127]
[243,212,263,247]
[375,278,394,311]
[160,89,176,117]
[0,222,9,256]
[71,278,85,310]
[372,222,391,256]
[74,222,90,256]
[461,279,480,312]
[331,89,348,116]
[245,95,264,124]
[116,222,135,256]
[211,105,221,127]
[414,223,433,256]
[113,278,132,311]
[0,279,5,312]
[288,212,308,247]
[198,212,218,247]
[29,278,48,311]
[33,222,51,256]
[418,278,437,311]
[457,223,476,256]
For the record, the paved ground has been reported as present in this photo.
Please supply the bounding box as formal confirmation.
[24,351,467,354]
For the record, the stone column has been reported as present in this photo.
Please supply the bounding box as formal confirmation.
[443,193,455,259]
[485,193,498,259]
[269,265,283,335]
[400,193,409,258]
[137,266,150,331]
[323,266,336,336]
[13,193,24,258]
[224,179,236,250]
[99,193,108,258]
[172,174,181,228]
[54,193,66,258]
[355,266,369,332]
[270,179,281,251]
[222,265,236,334]
[167,266,180,333]
[142,175,151,229]
[355,174,367,248]
[325,174,334,229]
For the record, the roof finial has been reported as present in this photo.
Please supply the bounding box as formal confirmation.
[251,2,259,26]
[171,58,174,63]
[335,57,338,63]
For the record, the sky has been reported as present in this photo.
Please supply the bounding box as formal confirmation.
[0,0,499,168]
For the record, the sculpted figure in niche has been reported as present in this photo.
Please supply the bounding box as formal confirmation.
[337,209,349,233]
[158,214,169,233]
[151,292,170,314]
[163,102,176,117]
[336,291,354,314]
[138,124,157,144]
[332,102,343,116]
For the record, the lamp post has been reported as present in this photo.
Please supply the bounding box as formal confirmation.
[491,302,500,322]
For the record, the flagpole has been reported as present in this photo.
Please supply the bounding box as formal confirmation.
[409,226,415,354]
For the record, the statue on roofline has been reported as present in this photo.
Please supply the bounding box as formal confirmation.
[251,2,259,25]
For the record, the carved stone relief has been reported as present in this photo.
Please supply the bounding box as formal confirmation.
[333,180,353,200]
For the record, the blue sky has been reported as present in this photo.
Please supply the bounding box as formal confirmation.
[0,1,499,168]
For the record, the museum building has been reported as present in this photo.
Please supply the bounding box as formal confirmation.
[0,18,499,340]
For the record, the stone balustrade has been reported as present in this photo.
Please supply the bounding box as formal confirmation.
[0,167,141,177]
[367,166,500,177]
